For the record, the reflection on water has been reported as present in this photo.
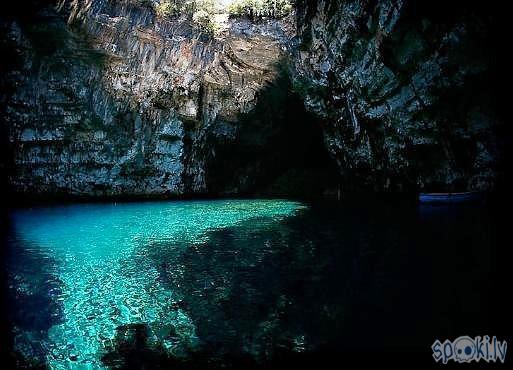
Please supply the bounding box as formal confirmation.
[4,199,503,368]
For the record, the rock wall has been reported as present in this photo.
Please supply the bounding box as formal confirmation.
[292,0,501,191]
[1,0,295,197]
[1,0,504,197]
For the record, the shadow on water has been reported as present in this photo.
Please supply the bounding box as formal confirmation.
[3,235,64,368]
[101,323,173,369]
[102,323,266,369]
[101,200,508,368]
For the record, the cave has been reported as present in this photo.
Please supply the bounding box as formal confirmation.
[204,68,340,198]
[0,1,509,369]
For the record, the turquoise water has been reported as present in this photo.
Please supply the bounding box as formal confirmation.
[7,199,306,369]
[5,199,504,368]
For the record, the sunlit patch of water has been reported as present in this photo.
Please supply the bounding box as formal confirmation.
[8,199,306,368]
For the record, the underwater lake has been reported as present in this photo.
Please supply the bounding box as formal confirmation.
[3,199,506,368]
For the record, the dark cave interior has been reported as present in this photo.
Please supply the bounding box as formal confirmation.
[204,68,340,199]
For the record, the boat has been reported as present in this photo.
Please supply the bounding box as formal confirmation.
[418,192,482,204]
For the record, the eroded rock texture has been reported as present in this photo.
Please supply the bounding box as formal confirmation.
[1,0,295,197]
[1,0,504,197]
[292,0,501,191]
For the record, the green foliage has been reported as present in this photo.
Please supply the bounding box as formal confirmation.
[154,0,214,19]
[152,0,294,35]
[227,0,293,19]
[153,0,293,23]
[195,0,217,14]
[192,9,218,35]
[155,1,174,17]
[154,1,219,35]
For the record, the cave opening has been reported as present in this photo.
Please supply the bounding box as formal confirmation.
[204,66,340,199]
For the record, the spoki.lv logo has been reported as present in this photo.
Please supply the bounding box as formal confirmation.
[432,336,507,364]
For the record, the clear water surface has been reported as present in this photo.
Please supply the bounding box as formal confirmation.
[4,199,505,368]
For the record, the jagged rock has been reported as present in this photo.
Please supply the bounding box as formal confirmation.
[1,0,502,196]
[1,0,295,196]
[292,0,500,191]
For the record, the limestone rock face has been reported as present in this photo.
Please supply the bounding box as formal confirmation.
[1,0,503,197]
[2,0,294,196]
[292,0,500,191]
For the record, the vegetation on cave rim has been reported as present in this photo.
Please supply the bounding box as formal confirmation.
[59,0,293,36]
[155,0,293,35]
[154,0,293,19]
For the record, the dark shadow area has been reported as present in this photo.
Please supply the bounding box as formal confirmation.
[132,198,510,368]
[204,66,340,198]
[1,235,64,368]
[298,0,510,194]
[383,0,507,193]
[101,323,175,369]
